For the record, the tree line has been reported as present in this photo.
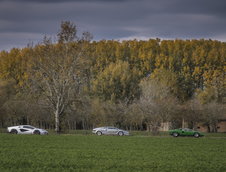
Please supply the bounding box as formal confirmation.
[0,21,225,133]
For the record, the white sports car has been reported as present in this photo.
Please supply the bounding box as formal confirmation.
[7,125,48,135]
[92,126,129,136]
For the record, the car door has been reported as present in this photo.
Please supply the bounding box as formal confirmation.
[181,128,193,136]
[101,127,107,134]
[19,126,34,134]
[185,129,194,136]
[180,129,187,136]
[107,127,118,135]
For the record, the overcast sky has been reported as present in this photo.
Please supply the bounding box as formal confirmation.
[1,0,226,50]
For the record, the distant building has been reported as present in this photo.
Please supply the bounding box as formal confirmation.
[196,119,226,133]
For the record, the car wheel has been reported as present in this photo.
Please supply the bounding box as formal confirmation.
[118,131,124,136]
[194,133,200,138]
[10,129,18,134]
[33,130,41,135]
[96,131,102,136]
[172,132,179,137]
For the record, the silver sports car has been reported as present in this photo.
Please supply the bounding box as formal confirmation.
[92,126,129,136]
[7,125,48,135]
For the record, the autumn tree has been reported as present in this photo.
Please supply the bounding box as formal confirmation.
[0,79,16,127]
[1,37,226,132]
[92,60,141,102]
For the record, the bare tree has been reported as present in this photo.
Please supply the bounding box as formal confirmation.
[179,99,203,129]
[81,32,93,42]
[202,102,225,132]
[138,72,178,134]
[126,102,145,130]
[28,21,88,133]
[57,21,77,43]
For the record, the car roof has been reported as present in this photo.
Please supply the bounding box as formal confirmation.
[20,125,34,127]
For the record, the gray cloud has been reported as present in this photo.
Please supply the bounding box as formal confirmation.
[0,0,226,50]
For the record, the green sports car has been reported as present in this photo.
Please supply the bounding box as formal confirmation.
[169,128,204,138]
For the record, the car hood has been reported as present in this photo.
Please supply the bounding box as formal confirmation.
[8,126,18,129]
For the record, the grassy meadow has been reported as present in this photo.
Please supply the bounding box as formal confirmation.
[0,133,226,172]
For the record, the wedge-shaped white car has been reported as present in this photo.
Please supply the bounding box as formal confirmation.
[92,126,129,136]
[7,125,48,135]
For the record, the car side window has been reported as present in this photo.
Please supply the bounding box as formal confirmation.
[23,126,34,129]
[184,128,190,131]
[20,129,29,132]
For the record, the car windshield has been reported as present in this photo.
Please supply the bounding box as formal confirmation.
[107,127,117,130]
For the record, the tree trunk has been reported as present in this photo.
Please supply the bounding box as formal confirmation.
[182,118,185,128]
[55,110,60,133]
[68,120,70,130]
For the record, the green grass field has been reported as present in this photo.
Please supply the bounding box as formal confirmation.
[0,134,226,172]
